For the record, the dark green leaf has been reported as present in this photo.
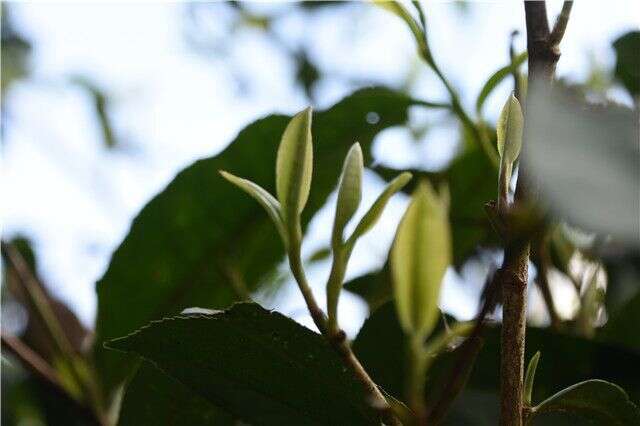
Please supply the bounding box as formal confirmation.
[344,267,393,312]
[528,380,640,425]
[118,363,233,426]
[94,87,419,395]
[613,31,640,97]
[107,303,380,425]
[599,289,640,351]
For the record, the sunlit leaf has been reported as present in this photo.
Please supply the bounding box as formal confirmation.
[391,182,451,337]
[219,171,286,243]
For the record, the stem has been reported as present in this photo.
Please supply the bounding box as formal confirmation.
[499,245,529,426]
[499,2,571,424]
[407,334,428,423]
[288,246,328,334]
[288,244,400,425]
[549,1,574,48]
[532,236,561,330]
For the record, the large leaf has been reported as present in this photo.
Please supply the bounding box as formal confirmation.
[528,380,640,425]
[107,303,380,425]
[94,87,419,393]
[117,363,232,426]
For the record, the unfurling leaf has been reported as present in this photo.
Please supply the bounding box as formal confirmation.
[219,171,286,243]
[496,93,524,211]
[524,351,541,406]
[496,93,524,164]
[276,107,313,227]
[346,172,412,249]
[391,181,451,338]
[332,143,363,248]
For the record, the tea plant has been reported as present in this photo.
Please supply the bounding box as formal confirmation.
[3,2,639,426]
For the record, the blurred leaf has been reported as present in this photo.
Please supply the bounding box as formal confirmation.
[3,238,88,360]
[391,182,451,337]
[344,266,393,312]
[94,87,420,395]
[0,5,31,96]
[118,363,233,426]
[475,52,527,115]
[373,0,428,59]
[107,303,380,425]
[612,31,640,97]
[346,172,412,249]
[525,83,640,247]
[528,380,640,425]
[295,50,320,100]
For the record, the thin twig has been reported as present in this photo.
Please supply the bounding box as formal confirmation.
[1,242,106,420]
[1,332,103,426]
[532,236,561,330]
[549,1,574,48]
[427,269,499,424]
[2,332,62,387]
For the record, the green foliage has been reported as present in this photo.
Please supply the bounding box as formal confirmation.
[118,363,232,426]
[107,303,381,425]
[496,93,523,164]
[612,31,640,97]
[524,351,541,406]
[93,87,420,395]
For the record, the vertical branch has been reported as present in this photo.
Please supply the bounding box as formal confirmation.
[499,1,571,424]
